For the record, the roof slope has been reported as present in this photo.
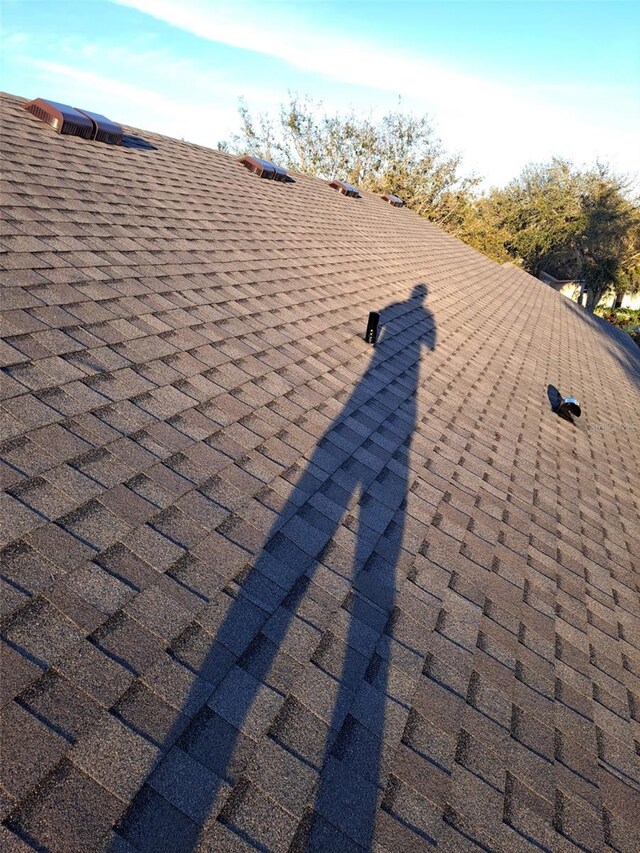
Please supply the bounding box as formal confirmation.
[1,92,639,853]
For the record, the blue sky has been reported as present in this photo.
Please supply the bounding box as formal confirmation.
[2,0,639,186]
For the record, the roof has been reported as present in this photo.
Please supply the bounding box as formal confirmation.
[1,91,639,853]
[538,271,583,293]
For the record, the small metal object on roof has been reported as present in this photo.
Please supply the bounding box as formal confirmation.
[558,395,581,418]
[547,384,582,420]
[75,109,123,145]
[23,98,93,139]
[382,193,404,207]
[239,155,288,182]
[365,311,380,345]
[329,180,360,198]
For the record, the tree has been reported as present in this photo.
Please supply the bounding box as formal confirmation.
[577,169,635,309]
[585,179,640,309]
[469,160,640,311]
[465,159,583,274]
[221,94,480,236]
[614,220,640,306]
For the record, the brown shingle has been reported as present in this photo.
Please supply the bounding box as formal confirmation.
[1,90,639,852]
[0,642,42,706]
[0,702,68,799]
[5,760,124,853]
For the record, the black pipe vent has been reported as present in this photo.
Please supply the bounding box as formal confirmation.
[239,155,288,182]
[329,180,360,198]
[382,193,404,207]
[76,109,123,145]
[23,99,93,139]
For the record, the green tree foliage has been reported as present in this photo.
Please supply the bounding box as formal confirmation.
[222,94,480,236]
[222,97,639,313]
[475,159,583,275]
[606,199,640,307]
[467,160,640,310]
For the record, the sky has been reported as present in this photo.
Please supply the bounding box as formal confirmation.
[1,0,639,187]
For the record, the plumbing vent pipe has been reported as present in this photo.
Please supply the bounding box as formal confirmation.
[365,311,380,344]
[557,396,581,419]
[547,385,581,420]
[329,180,360,198]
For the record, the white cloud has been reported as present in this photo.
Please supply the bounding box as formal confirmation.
[110,0,640,185]
[3,32,29,46]
[22,59,239,145]
[7,26,284,148]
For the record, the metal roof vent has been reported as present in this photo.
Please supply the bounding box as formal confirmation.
[547,384,582,421]
[239,155,288,182]
[382,193,404,207]
[329,180,360,198]
[23,99,122,144]
[23,99,93,139]
[558,396,581,418]
[75,109,123,145]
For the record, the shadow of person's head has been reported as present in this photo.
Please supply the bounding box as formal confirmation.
[373,283,436,356]
[412,283,428,302]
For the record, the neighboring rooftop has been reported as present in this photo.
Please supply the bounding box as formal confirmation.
[1,91,639,853]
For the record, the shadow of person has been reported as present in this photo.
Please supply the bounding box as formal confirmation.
[114,284,437,852]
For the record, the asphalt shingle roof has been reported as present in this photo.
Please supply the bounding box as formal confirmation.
[1,91,639,852]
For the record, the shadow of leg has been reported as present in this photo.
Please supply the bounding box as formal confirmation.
[303,466,409,849]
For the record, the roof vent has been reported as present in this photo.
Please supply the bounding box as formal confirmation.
[382,193,404,207]
[547,384,582,421]
[75,109,123,145]
[239,155,288,182]
[329,180,360,198]
[23,99,93,139]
